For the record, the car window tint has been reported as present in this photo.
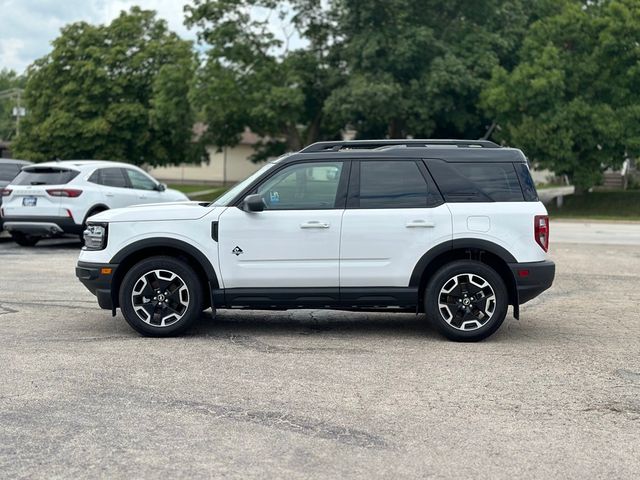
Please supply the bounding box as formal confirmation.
[12,168,79,185]
[257,162,343,209]
[428,161,524,202]
[514,162,539,201]
[100,168,128,188]
[358,161,429,208]
[126,169,156,191]
[88,170,101,184]
[0,163,21,182]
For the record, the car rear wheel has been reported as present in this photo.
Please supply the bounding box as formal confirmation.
[11,232,41,247]
[119,256,203,336]
[425,260,508,342]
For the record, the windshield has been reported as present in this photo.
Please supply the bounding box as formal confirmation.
[210,162,275,206]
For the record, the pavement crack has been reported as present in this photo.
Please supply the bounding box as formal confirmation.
[165,399,391,450]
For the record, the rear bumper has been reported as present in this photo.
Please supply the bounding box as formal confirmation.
[76,261,118,310]
[510,260,555,304]
[2,215,83,236]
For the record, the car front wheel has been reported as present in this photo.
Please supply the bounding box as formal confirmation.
[425,260,508,342]
[119,256,203,336]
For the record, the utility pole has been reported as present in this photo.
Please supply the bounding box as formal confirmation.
[0,88,25,138]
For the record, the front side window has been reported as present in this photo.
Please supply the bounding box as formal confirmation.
[356,160,431,208]
[126,169,157,191]
[256,162,344,210]
[99,168,128,188]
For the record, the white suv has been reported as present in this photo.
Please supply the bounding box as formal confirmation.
[1,160,187,246]
[76,140,555,341]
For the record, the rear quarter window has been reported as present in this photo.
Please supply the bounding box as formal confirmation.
[12,167,80,186]
[427,160,525,202]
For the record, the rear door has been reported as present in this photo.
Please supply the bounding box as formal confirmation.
[2,167,79,217]
[340,159,452,288]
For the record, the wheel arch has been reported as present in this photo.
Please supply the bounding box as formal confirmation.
[410,239,519,317]
[110,238,219,310]
[83,204,110,224]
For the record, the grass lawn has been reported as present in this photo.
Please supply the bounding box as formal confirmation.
[189,187,229,202]
[167,183,221,194]
[547,190,640,221]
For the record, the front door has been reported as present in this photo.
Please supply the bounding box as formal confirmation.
[218,160,348,296]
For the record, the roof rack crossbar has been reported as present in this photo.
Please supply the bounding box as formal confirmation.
[300,139,500,153]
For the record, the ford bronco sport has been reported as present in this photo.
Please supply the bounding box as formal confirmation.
[76,140,555,341]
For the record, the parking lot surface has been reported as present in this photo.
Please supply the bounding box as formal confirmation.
[1,223,639,479]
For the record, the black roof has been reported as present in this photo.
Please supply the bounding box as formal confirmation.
[283,139,527,164]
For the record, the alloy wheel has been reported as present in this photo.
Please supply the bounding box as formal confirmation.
[131,269,190,327]
[438,273,496,331]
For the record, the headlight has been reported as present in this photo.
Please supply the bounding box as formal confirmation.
[83,223,108,251]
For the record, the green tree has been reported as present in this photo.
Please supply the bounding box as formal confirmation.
[187,0,534,159]
[325,0,533,139]
[482,0,640,192]
[186,0,344,161]
[14,7,201,165]
[0,69,26,142]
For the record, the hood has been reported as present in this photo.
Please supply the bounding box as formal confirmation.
[89,201,217,223]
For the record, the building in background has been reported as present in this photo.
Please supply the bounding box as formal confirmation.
[149,127,265,185]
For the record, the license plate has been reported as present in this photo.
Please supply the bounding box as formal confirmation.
[22,197,37,207]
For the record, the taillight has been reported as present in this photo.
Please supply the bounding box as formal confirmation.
[534,215,549,252]
[0,188,12,197]
[46,189,83,198]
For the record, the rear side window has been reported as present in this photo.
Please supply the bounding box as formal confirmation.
[12,167,79,186]
[0,163,21,182]
[354,160,439,208]
[427,160,524,202]
[98,168,128,188]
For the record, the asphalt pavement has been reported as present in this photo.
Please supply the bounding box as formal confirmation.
[0,221,639,479]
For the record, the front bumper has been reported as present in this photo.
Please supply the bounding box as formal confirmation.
[509,260,555,304]
[3,215,84,236]
[76,261,118,310]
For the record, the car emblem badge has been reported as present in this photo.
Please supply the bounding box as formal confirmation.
[232,246,243,256]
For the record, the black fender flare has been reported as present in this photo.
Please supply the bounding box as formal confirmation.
[110,237,220,288]
[409,238,519,315]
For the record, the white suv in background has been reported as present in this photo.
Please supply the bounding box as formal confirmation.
[76,140,555,342]
[0,160,187,246]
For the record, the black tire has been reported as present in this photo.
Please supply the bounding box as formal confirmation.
[11,232,41,247]
[425,260,508,342]
[119,256,203,337]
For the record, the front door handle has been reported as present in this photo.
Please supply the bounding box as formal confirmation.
[300,221,330,229]
[406,220,435,228]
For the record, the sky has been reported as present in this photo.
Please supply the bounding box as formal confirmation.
[0,0,199,74]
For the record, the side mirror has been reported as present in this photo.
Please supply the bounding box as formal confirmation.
[156,183,167,192]
[242,194,265,212]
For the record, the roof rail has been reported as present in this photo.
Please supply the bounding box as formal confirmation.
[300,139,500,153]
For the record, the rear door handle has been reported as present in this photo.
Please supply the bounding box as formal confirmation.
[300,221,330,229]
[406,220,435,228]
[105,193,114,197]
